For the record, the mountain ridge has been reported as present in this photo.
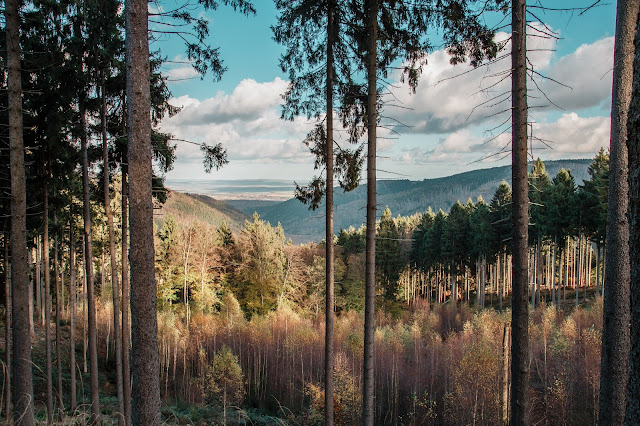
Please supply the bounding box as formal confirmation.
[230,159,593,242]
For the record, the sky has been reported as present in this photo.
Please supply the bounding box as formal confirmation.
[155,0,618,184]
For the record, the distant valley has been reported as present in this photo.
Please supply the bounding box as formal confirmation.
[165,159,592,243]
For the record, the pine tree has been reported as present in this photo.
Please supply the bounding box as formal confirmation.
[5,0,35,422]
[625,1,640,420]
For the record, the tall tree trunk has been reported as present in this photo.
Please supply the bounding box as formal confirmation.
[600,1,637,424]
[69,223,77,413]
[126,0,162,422]
[325,2,335,424]
[101,72,125,425]
[35,237,41,327]
[43,176,53,425]
[624,1,640,421]
[28,249,33,338]
[595,243,601,296]
[54,224,64,416]
[122,171,132,425]
[81,95,101,424]
[510,0,530,423]
[502,323,510,425]
[4,237,10,423]
[362,0,378,423]
[5,0,35,421]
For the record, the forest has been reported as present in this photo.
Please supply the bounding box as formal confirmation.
[2,0,640,425]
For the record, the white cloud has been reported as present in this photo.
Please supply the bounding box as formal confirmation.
[160,78,317,168]
[396,113,609,165]
[387,30,613,135]
[165,66,200,81]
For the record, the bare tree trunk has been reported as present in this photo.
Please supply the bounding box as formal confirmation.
[54,224,64,416]
[624,1,640,421]
[126,0,162,422]
[599,2,637,424]
[43,176,53,425]
[510,0,530,423]
[101,72,125,425]
[362,0,378,423]
[81,95,101,424]
[5,0,35,421]
[69,223,77,412]
[36,237,41,327]
[502,323,510,425]
[4,237,10,423]
[122,171,132,425]
[28,249,33,338]
[325,2,336,424]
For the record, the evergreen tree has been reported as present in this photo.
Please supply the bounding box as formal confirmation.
[490,181,512,256]
[5,0,35,422]
[376,207,404,300]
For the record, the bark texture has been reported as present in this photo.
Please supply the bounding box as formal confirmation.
[510,0,530,424]
[600,1,638,424]
[362,1,377,424]
[126,0,162,423]
[102,75,125,425]
[5,0,35,422]
[325,2,335,424]
[69,224,77,412]
[81,97,101,424]
[625,1,640,422]
[122,171,132,425]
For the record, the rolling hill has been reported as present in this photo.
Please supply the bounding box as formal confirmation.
[231,159,593,242]
[154,190,247,231]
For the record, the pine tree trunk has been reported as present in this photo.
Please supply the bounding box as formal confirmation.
[502,323,510,424]
[600,0,637,423]
[624,1,640,420]
[325,2,336,424]
[122,171,132,425]
[510,0,530,423]
[43,177,53,425]
[362,0,378,423]
[4,238,11,423]
[81,95,101,424]
[101,73,125,424]
[28,249,34,338]
[126,0,162,422]
[54,225,64,416]
[36,237,41,327]
[69,223,77,412]
[595,243,600,296]
[5,0,35,421]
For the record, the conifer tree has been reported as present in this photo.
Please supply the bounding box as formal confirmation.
[510,0,530,421]
[5,0,35,422]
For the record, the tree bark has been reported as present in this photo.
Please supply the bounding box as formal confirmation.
[624,1,640,421]
[325,2,335,424]
[43,174,53,425]
[101,73,125,425]
[69,223,77,412]
[600,1,637,424]
[54,223,64,416]
[510,0,530,423]
[5,0,35,421]
[4,237,10,423]
[122,170,132,425]
[126,0,162,422]
[363,1,377,424]
[502,323,510,425]
[81,95,101,424]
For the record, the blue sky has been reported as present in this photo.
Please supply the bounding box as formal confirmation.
[156,0,618,185]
